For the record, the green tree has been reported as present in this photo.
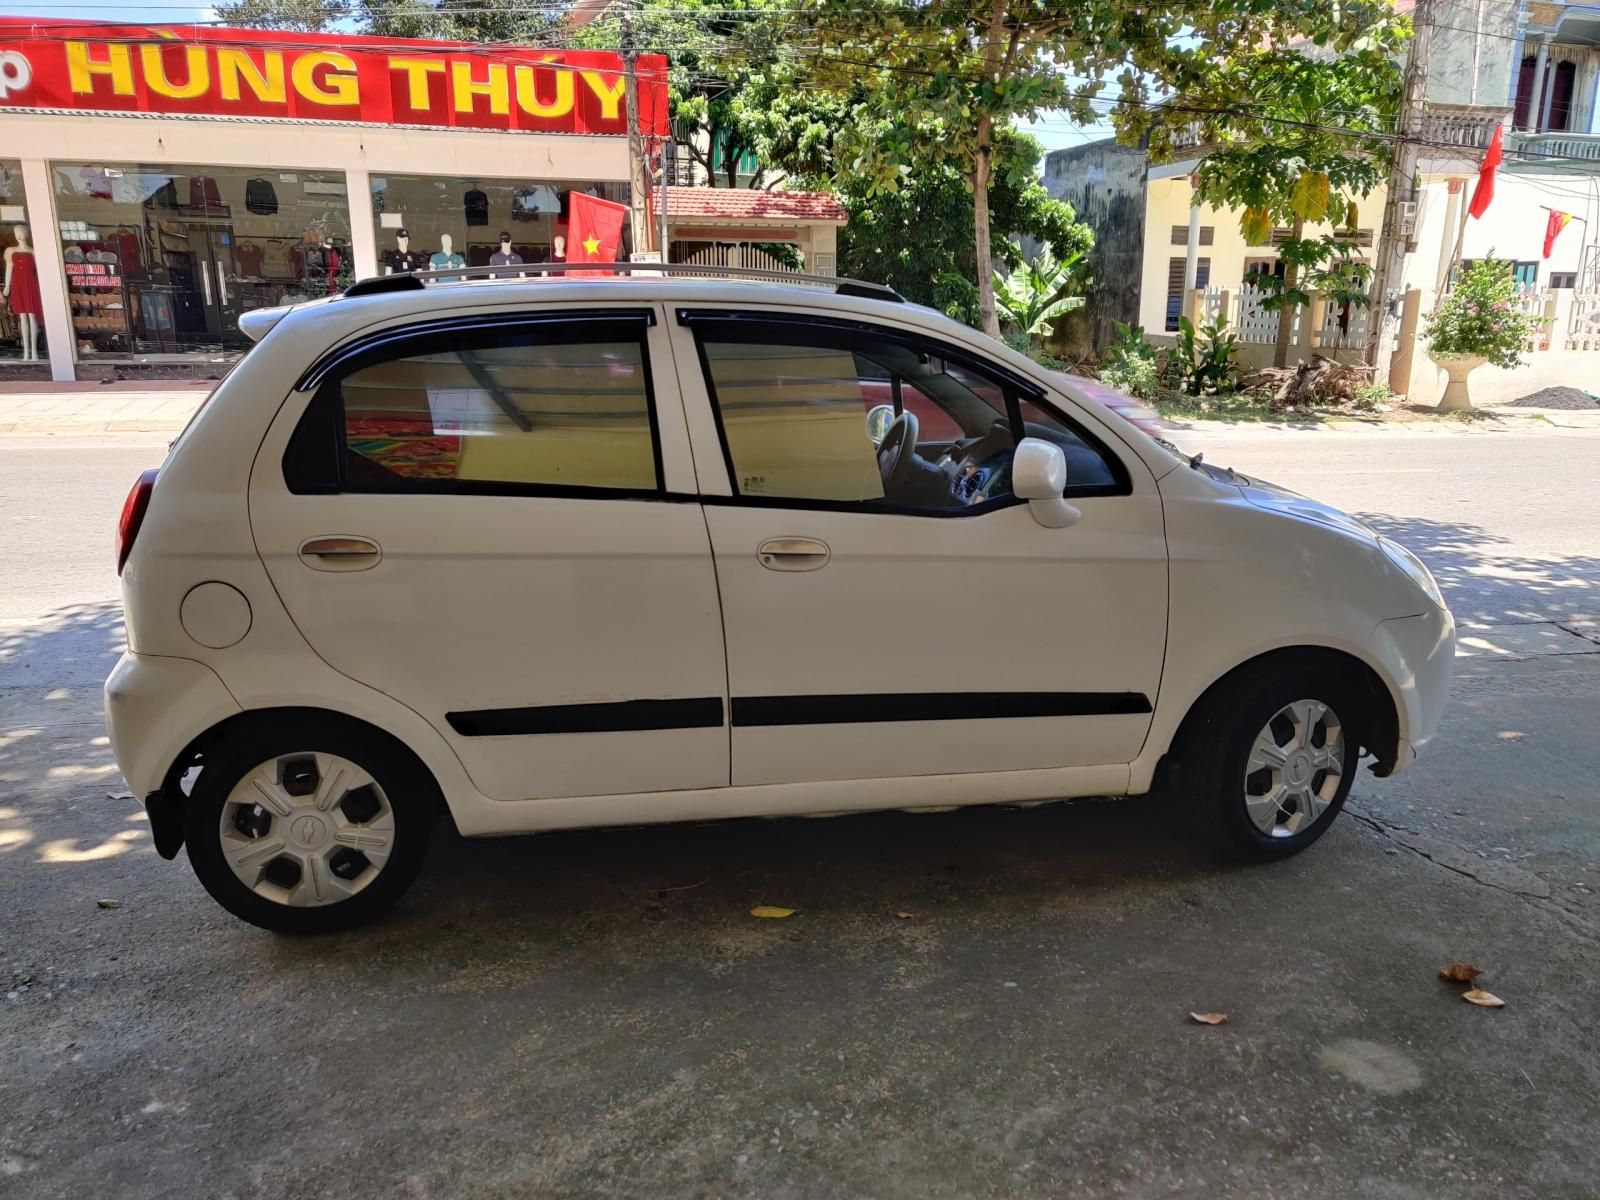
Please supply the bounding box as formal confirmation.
[1122,36,1407,367]
[211,0,565,42]
[794,0,1397,339]
[993,242,1088,344]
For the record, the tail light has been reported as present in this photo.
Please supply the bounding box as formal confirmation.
[116,469,160,576]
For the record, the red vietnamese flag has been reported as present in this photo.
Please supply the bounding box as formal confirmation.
[1467,125,1503,220]
[566,191,629,276]
[1543,209,1573,258]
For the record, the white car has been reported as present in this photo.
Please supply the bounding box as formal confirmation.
[105,267,1455,933]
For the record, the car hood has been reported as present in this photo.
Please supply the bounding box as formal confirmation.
[1236,475,1379,543]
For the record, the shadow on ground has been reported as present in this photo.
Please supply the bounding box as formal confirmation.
[1359,512,1600,630]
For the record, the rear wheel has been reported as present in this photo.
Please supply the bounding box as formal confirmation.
[184,718,438,932]
[1183,662,1362,860]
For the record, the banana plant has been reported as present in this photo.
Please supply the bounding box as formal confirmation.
[992,242,1088,346]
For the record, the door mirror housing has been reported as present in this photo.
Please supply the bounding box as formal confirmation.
[865,403,895,445]
[1013,437,1082,528]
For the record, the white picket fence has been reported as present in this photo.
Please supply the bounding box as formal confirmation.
[1234,282,1283,344]
[1318,299,1373,350]
[1568,291,1600,351]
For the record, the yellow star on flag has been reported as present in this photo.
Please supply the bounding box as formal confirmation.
[582,234,602,258]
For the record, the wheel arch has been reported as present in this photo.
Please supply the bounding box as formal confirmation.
[1148,645,1402,794]
[148,706,456,860]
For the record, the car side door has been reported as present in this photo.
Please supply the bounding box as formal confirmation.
[249,304,730,803]
[672,308,1169,787]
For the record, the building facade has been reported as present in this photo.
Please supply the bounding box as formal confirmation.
[0,17,667,381]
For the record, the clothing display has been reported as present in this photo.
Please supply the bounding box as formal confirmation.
[235,241,263,276]
[245,178,279,216]
[463,187,489,227]
[489,248,524,267]
[430,249,466,281]
[6,250,42,317]
[261,241,294,278]
[188,176,224,211]
[383,248,426,273]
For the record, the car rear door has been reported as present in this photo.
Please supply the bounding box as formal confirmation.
[671,308,1168,787]
[249,303,729,802]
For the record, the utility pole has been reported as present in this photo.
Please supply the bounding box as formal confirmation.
[1367,0,1435,379]
[619,0,653,255]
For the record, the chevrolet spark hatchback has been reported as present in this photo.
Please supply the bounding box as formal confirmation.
[106,269,1455,932]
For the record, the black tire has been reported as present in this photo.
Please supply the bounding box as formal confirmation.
[1181,658,1363,861]
[184,714,440,933]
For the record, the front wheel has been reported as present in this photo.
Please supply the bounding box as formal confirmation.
[1183,663,1362,861]
[184,717,438,933]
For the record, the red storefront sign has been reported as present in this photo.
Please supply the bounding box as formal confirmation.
[0,17,668,136]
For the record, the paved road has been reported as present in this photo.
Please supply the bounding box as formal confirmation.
[1,430,1598,1199]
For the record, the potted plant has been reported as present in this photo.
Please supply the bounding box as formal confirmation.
[1424,258,1542,411]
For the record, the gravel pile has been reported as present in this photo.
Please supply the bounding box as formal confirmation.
[1504,386,1600,410]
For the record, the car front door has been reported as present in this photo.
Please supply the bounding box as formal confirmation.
[673,310,1168,787]
[250,305,729,802]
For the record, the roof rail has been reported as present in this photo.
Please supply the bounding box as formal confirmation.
[342,261,904,302]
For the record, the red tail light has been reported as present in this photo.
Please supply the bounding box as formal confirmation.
[116,469,159,576]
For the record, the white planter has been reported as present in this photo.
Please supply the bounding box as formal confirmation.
[1432,353,1487,412]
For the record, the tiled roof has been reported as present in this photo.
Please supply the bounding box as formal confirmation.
[663,188,848,223]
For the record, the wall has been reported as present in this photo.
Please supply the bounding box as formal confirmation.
[1041,140,1146,356]
[1427,0,1523,109]
[1137,174,1389,333]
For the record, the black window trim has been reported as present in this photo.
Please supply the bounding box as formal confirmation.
[283,308,667,499]
[679,309,1131,516]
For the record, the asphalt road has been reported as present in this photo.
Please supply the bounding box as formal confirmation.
[2,429,1599,1199]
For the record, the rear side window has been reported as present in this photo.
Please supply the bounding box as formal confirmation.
[286,313,660,495]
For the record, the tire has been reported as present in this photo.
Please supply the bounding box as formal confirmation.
[1181,658,1364,861]
[184,715,440,933]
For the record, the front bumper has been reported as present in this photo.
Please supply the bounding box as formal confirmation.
[1373,607,1457,773]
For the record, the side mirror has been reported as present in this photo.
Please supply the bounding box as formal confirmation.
[865,404,894,445]
[1012,437,1082,529]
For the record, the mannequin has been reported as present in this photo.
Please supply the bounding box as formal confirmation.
[551,233,566,263]
[320,233,343,294]
[429,233,465,281]
[488,231,523,278]
[3,224,42,362]
[382,229,424,276]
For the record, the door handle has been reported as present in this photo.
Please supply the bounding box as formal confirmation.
[299,537,381,571]
[758,537,830,572]
[198,261,213,306]
[217,268,229,307]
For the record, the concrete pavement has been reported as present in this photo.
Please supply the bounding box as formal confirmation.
[2,426,1599,1198]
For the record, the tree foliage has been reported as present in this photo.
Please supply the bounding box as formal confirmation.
[993,241,1088,341]
[1126,32,1409,367]
[211,0,565,42]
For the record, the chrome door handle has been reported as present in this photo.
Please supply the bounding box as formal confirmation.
[758,537,830,572]
[299,537,381,571]
[198,262,213,306]
[217,269,229,306]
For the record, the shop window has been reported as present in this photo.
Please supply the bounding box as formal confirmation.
[51,163,353,361]
[368,175,631,277]
[0,160,42,362]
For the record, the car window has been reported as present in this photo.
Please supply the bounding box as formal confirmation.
[693,319,1123,512]
[290,316,660,494]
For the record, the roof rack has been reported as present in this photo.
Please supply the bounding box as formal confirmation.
[342,261,904,302]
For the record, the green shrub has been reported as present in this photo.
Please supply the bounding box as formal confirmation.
[1425,258,1544,370]
[1352,382,1390,411]
[1173,315,1240,396]
[1101,355,1159,399]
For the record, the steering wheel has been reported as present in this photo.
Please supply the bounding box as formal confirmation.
[876,409,920,498]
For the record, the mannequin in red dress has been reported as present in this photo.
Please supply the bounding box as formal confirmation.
[3,223,42,361]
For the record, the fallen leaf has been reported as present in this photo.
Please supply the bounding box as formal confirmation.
[1462,989,1505,1008]
[896,911,912,920]
[96,899,121,910]
[1189,1011,1228,1025]
[1440,962,1481,984]
[750,905,795,919]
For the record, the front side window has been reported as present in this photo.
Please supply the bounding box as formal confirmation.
[290,315,658,493]
[693,319,1121,512]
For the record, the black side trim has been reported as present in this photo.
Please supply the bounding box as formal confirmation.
[447,697,725,737]
[732,692,1152,727]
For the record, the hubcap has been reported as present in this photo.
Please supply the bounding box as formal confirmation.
[219,753,396,907]
[1242,699,1345,838]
